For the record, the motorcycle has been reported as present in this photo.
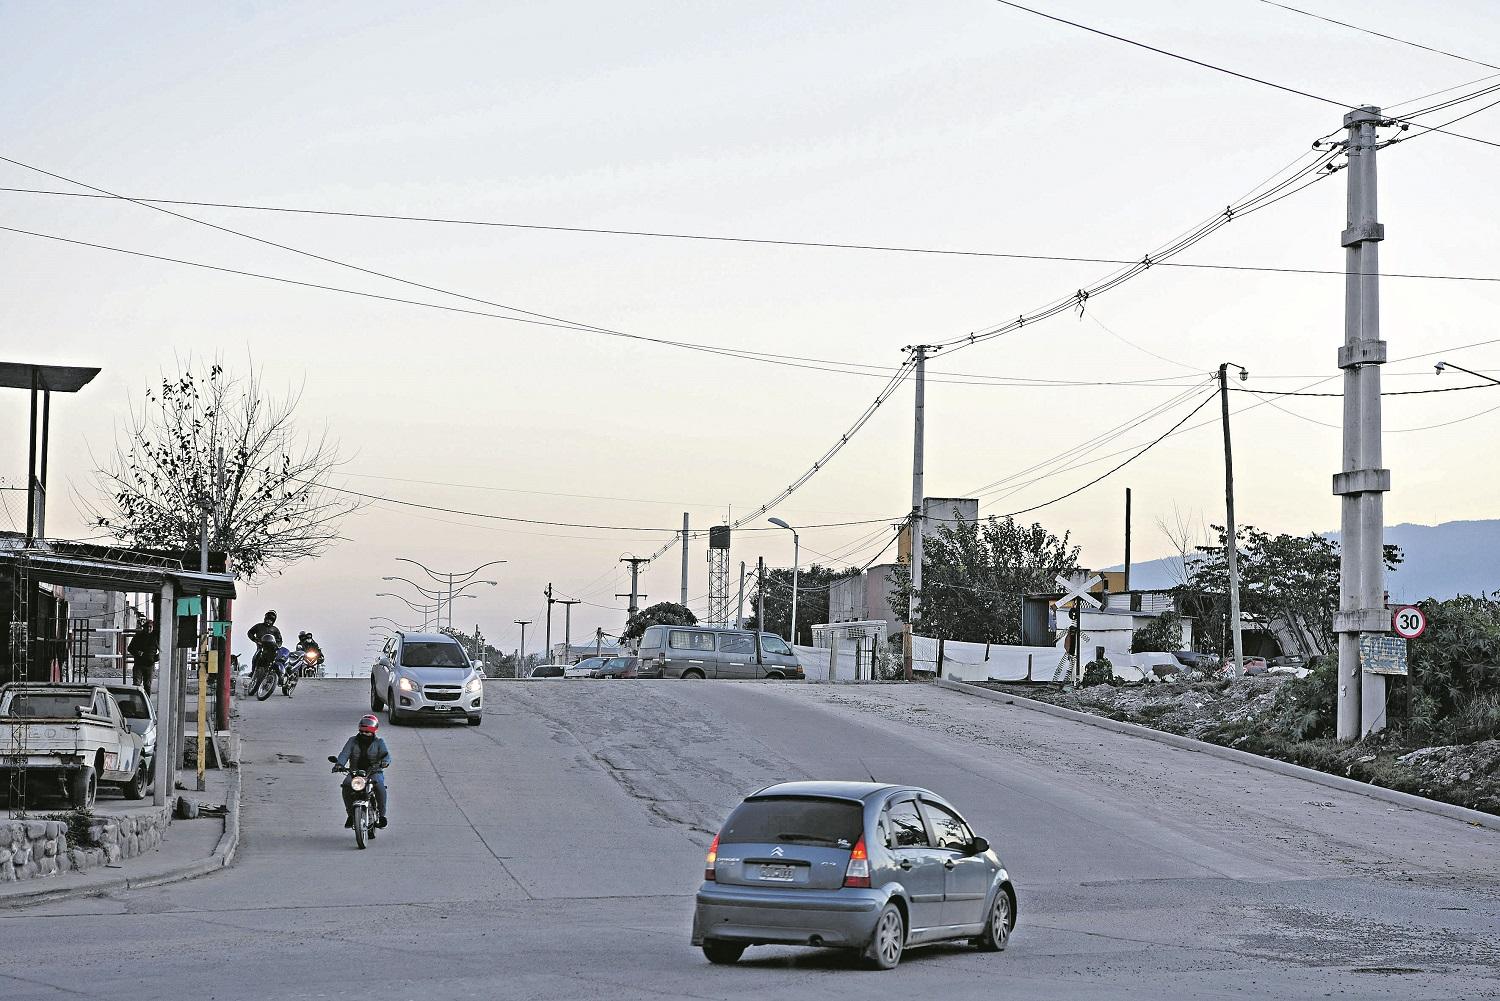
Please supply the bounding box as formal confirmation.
[328,757,382,849]
[293,641,325,680]
[252,645,297,701]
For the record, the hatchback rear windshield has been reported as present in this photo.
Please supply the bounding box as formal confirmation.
[400,642,468,667]
[110,691,151,719]
[719,796,864,848]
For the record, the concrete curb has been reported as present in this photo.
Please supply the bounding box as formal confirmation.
[934,677,1500,833]
[0,765,243,907]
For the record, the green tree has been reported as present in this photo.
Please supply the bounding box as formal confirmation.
[745,565,850,646]
[1131,610,1183,653]
[1176,526,1403,658]
[891,515,1080,644]
[621,602,697,644]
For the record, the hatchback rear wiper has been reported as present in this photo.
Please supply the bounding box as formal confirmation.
[775,833,843,844]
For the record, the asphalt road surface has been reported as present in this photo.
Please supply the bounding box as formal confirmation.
[3,679,1497,1000]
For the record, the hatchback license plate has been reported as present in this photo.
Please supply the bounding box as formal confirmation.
[759,864,794,882]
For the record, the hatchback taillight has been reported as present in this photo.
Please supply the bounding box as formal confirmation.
[704,833,719,881]
[843,837,871,888]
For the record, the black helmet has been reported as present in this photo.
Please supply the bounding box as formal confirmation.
[299,631,312,642]
[265,610,278,623]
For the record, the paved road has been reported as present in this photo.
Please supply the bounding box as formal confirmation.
[3,679,1496,1000]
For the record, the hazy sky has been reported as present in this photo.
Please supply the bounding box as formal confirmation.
[4,1,1498,669]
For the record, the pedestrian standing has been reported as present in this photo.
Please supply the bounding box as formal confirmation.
[129,619,159,694]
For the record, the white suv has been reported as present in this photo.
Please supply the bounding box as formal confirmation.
[371,632,484,726]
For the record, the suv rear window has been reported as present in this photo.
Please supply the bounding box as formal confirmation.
[719,796,864,848]
[110,690,151,719]
[400,641,469,667]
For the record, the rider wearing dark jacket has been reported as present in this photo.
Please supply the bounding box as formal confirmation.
[334,715,391,828]
[248,611,282,669]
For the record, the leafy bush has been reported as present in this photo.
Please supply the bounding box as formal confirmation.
[44,808,101,850]
[1131,611,1183,653]
[1081,657,1114,687]
[1268,656,1337,741]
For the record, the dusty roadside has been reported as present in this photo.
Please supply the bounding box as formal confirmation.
[980,676,1500,815]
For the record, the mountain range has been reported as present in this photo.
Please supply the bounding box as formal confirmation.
[1111,519,1500,601]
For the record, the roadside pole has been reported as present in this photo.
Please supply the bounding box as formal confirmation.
[736,562,746,628]
[559,599,580,662]
[195,619,208,792]
[1335,106,1392,741]
[757,557,766,633]
[514,619,530,677]
[905,345,929,681]
[543,584,554,664]
[152,581,177,808]
[1218,363,1247,679]
[680,513,690,606]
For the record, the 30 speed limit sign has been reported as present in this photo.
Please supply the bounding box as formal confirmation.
[1391,605,1427,640]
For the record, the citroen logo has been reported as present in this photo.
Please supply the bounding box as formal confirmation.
[770,846,785,857]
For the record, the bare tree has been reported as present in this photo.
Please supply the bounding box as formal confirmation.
[91,359,360,581]
[1156,504,1207,588]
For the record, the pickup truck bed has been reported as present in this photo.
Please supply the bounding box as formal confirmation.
[0,684,148,808]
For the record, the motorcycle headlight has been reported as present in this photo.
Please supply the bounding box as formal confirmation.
[464,676,483,695]
[304,650,318,663]
[397,677,416,693]
[350,775,368,792]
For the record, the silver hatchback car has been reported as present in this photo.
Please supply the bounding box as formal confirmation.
[692,781,1016,969]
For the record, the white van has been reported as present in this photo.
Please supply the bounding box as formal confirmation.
[636,626,803,680]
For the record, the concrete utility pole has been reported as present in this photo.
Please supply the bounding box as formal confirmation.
[757,557,766,633]
[543,584,555,664]
[1336,105,1392,741]
[514,619,531,677]
[1219,363,1248,679]
[736,561,746,628]
[152,581,176,808]
[1123,488,1132,593]
[905,344,929,681]
[618,556,648,620]
[680,513,690,606]
[558,599,581,661]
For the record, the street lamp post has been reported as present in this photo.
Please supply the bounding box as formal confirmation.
[382,574,497,631]
[394,558,507,630]
[1218,362,1249,680]
[768,518,800,645]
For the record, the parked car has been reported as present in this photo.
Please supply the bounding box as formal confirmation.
[593,656,638,679]
[1241,656,1270,675]
[105,684,156,793]
[370,631,484,726]
[528,664,566,678]
[1269,655,1305,669]
[565,656,608,679]
[1170,651,1219,672]
[636,625,804,680]
[693,781,1015,970]
[0,683,149,806]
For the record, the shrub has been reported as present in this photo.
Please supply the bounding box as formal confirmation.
[1081,657,1114,687]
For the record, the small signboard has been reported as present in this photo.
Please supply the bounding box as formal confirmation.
[175,596,203,616]
[1391,605,1427,640]
[1359,634,1408,676]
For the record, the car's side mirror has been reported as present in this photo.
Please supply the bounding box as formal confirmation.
[969,836,990,855]
[327,755,338,764]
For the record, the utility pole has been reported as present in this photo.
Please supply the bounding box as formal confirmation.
[543,584,555,664]
[558,599,581,662]
[514,619,531,677]
[594,627,604,658]
[1123,488,1132,593]
[736,561,746,628]
[757,556,766,633]
[680,513,690,606]
[1336,105,1391,741]
[619,556,648,620]
[904,344,929,681]
[1219,363,1248,679]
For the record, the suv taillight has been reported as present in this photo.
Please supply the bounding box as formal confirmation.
[704,833,720,882]
[843,837,870,888]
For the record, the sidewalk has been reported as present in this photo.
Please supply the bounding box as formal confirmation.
[0,764,239,906]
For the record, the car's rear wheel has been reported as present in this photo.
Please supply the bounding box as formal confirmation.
[69,766,98,810]
[701,940,745,965]
[976,888,1014,952]
[123,761,150,800]
[681,669,705,680]
[865,903,905,970]
[765,671,785,680]
[370,686,385,711]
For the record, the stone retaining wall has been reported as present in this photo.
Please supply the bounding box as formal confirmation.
[0,804,172,883]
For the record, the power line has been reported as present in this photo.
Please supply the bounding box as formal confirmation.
[1231,381,1500,398]
[988,0,1354,108]
[1256,1,1500,71]
[8,185,1500,283]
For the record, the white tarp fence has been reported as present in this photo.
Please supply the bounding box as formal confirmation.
[794,645,868,683]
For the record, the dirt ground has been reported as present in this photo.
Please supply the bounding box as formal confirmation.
[982,675,1500,816]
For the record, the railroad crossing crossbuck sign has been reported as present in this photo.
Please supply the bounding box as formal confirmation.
[1055,573,1103,610]
[1391,605,1428,640]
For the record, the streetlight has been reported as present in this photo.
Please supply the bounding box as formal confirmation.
[375,591,473,630]
[1217,362,1249,680]
[369,615,412,630]
[393,558,507,630]
[768,517,799,646]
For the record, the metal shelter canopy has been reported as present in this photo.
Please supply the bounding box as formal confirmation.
[0,535,236,598]
[0,363,100,393]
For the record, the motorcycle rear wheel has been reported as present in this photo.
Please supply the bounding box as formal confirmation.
[353,804,367,849]
[283,674,299,697]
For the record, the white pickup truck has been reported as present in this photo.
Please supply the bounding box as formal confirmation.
[0,684,149,808]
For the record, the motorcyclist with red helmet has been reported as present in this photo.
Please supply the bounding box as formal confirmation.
[333,714,391,828]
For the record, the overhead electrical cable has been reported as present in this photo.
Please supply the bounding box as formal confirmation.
[1256,0,1500,71]
[7,185,1500,284]
[988,0,1355,107]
